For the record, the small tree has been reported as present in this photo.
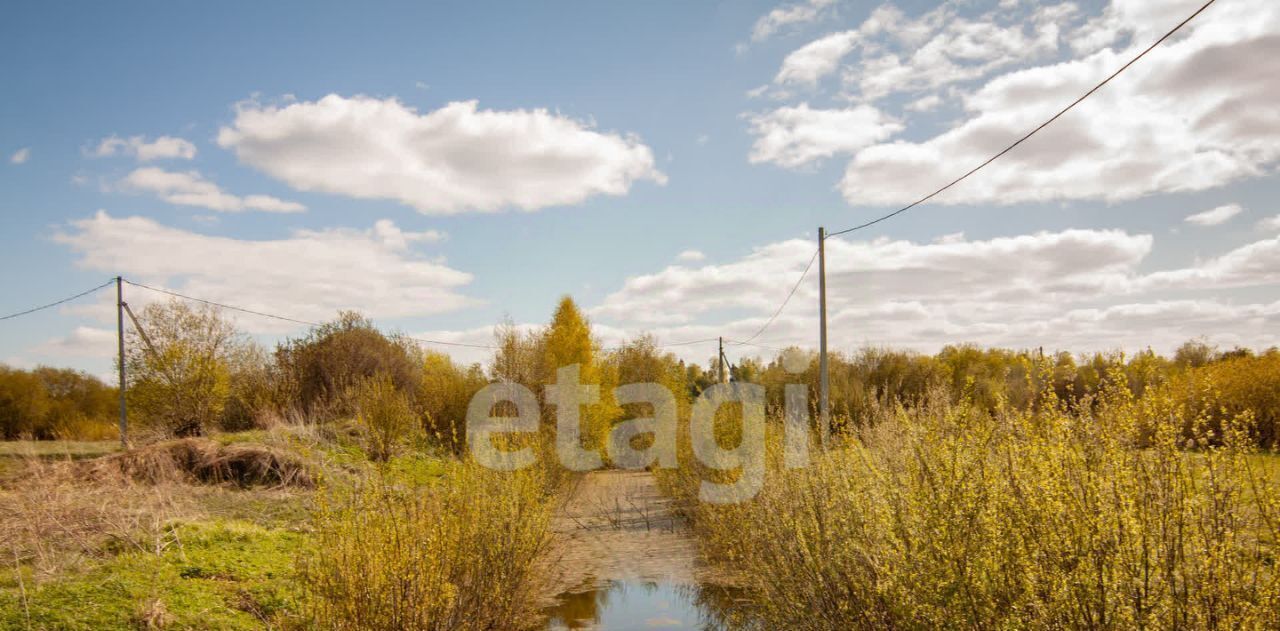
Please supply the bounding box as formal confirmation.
[1174,338,1218,368]
[419,351,486,452]
[274,311,419,419]
[126,300,245,437]
[355,374,417,462]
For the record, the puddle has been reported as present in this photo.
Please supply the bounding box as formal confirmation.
[542,580,752,631]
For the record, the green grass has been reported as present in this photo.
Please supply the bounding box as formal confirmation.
[0,520,308,630]
[0,430,465,629]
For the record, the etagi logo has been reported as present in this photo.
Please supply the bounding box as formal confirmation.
[465,351,818,504]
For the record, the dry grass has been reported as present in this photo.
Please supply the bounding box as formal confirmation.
[0,458,198,585]
[81,438,314,488]
[0,427,323,604]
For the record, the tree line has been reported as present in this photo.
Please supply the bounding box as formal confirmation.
[1,296,1277,448]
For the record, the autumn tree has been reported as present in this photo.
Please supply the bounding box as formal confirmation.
[419,350,487,452]
[274,311,419,419]
[125,300,252,437]
[535,297,621,462]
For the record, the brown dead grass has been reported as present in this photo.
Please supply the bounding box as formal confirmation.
[82,438,313,489]
[0,435,316,585]
[0,459,195,581]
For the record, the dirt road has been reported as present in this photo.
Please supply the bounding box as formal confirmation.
[537,469,701,596]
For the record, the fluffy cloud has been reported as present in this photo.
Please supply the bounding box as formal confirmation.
[772,2,1073,92]
[838,0,1280,206]
[758,0,1279,207]
[217,95,666,215]
[591,228,1280,357]
[676,249,706,262]
[1185,203,1243,226]
[92,135,197,161]
[34,326,117,359]
[775,30,860,86]
[9,147,30,164]
[53,212,474,332]
[852,3,1076,101]
[750,0,835,42]
[1139,235,1280,291]
[747,103,903,168]
[596,229,1150,325]
[1259,215,1280,232]
[121,167,305,213]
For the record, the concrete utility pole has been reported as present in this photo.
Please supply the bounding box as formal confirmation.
[818,227,830,449]
[116,276,128,449]
[717,336,729,383]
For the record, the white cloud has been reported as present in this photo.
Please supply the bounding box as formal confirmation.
[676,249,706,262]
[775,30,860,86]
[906,94,944,112]
[598,229,1151,323]
[1259,215,1280,232]
[590,228,1280,357]
[750,0,835,42]
[217,95,666,215]
[838,0,1280,206]
[747,103,903,168]
[772,2,982,89]
[121,167,305,213]
[844,3,1078,101]
[9,147,30,164]
[92,135,197,161]
[1139,235,1280,291]
[1185,203,1243,226]
[53,212,474,332]
[34,326,118,359]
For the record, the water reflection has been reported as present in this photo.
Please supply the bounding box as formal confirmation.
[543,580,754,630]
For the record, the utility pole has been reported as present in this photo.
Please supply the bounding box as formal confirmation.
[116,276,128,449]
[717,336,729,383]
[817,227,830,449]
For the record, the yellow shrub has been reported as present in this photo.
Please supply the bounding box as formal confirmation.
[665,376,1280,630]
[301,463,551,630]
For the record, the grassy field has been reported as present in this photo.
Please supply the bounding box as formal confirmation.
[0,427,552,631]
[1,520,307,630]
[3,436,1278,630]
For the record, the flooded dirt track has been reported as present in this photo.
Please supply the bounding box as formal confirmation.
[536,470,749,630]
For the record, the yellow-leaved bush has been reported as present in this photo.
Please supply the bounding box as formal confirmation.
[660,364,1280,630]
[301,462,552,630]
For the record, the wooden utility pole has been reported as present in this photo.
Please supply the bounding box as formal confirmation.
[116,276,128,449]
[818,227,829,449]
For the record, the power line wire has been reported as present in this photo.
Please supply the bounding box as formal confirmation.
[655,337,720,348]
[0,279,116,321]
[125,280,319,327]
[125,279,720,352]
[122,279,496,349]
[731,247,818,346]
[826,0,1218,239]
[600,336,720,353]
[728,339,785,352]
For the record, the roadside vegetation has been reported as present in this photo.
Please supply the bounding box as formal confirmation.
[0,300,576,630]
[661,351,1280,630]
[1,292,1277,629]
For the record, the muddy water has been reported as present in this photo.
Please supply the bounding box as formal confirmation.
[543,580,747,630]
[537,471,752,630]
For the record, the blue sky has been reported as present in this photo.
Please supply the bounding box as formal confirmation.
[2,0,1278,376]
